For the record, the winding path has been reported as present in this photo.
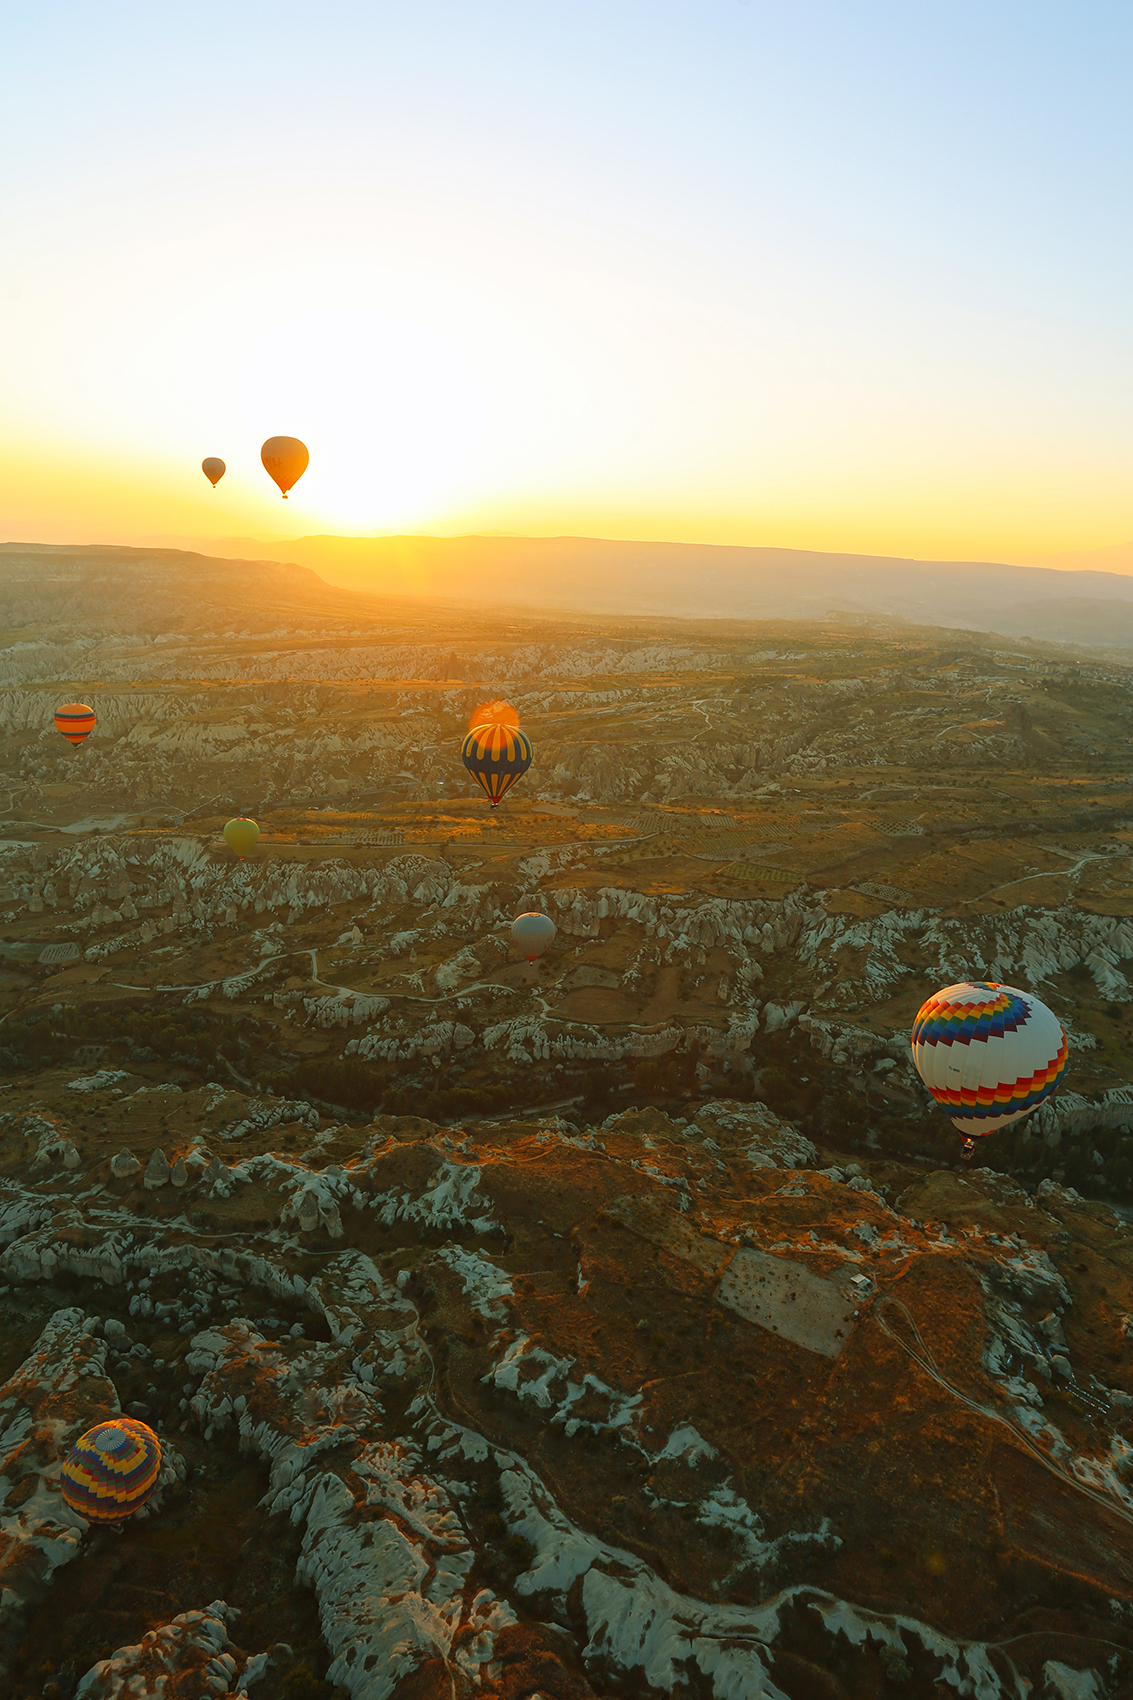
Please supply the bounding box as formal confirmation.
[874,1294,1133,1536]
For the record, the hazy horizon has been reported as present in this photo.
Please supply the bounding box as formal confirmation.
[5,526,1133,581]
[11,530,1133,651]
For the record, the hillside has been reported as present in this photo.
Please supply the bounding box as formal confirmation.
[1,547,1133,1696]
[182,532,1133,647]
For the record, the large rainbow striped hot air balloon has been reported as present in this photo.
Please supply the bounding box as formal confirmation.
[54,702,96,746]
[911,981,1068,1160]
[461,723,532,808]
[60,1417,162,1523]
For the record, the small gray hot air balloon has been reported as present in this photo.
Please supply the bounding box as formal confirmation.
[512,912,555,962]
[201,456,226,488]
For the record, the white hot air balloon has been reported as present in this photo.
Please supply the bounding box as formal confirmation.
[512,912,556,963]
[910,981,1068,1160]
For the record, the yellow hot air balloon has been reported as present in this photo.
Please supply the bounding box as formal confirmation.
[201,457,226,488]
[461,724,532,807]
[224,817,260,859]
[261,437,309,499]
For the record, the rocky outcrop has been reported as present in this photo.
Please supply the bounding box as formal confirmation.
[184,1310,518,1700]
[144,1148,170,1189]
[73,1600,249,1698]
[350,1019,475,1064]
[0,1309,116,1671]
[798,901,1133,1007]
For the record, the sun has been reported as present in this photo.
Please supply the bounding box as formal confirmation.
[236,310,492,531]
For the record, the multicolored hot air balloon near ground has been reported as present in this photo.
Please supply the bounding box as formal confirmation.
[201,457,226,488]
[468,699,519,732]
[512,912,556,962]
[223,817,260,858]
[261,436,309,499]
[61,1417,162,1523]
[461,723,532,807]
[911,981,1068,1160]
[54,702,96,746]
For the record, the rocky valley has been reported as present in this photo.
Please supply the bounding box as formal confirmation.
[1,544,1133,1698]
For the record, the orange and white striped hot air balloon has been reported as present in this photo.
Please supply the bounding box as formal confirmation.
[54,703,96,746]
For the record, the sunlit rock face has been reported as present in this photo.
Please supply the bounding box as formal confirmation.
[3,555,1133,1693]
[0,1097,1131,1698]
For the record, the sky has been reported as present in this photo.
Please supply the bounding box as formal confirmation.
[2,1,1131,565]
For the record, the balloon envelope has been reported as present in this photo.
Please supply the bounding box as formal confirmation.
[512,912,556,961]
[61,1418,162,1523]
[469,699,519,733]
[201,457,226,488]
[461,723,532,807]
[54,702,96,745]
[911,981,1068,1137]
[260,436,309,498]
[223,817,260,858]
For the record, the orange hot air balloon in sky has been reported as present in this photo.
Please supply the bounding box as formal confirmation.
[54,703,96,745]
[201,457,226,488]
[468,699,520,732]
[261,437,309,499]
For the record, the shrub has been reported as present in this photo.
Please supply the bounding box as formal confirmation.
[879,1644,912,1684]
[281,1668,329,1700]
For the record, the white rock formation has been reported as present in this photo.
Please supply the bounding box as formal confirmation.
[0,1309,115,1653]
[143,1148,170,1189]
[73,1600,247,1699]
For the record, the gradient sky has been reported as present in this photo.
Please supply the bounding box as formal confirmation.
[2,1,1130,562]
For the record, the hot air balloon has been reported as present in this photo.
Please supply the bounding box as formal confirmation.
[911,981,1068,1160]
[61,1418,162,1523]
[223,817,260,859]
[201,457,226,488]
[512,912,555,962]
[461,723,532,808]
[260,436,309,499]
[468,699,519,733]
[54,703,96,746]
